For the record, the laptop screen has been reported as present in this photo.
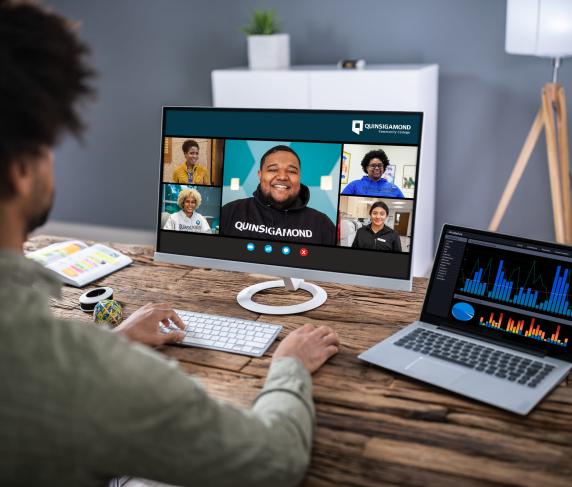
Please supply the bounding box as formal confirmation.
[421,225,572,362]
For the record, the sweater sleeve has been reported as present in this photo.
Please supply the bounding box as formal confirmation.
[325,217,336,245]
[341,181,355,195]
[193,166,209,185]
[71,326,314,487]
[219,202,235,236]
[172,164,183,184]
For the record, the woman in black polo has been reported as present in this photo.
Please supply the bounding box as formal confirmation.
[351,200,402,252]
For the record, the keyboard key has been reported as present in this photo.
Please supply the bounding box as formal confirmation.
[429,351,475,368]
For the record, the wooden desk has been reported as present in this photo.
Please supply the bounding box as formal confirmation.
[28,236,572,487]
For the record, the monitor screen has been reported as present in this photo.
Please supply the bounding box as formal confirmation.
[155,107,423,290]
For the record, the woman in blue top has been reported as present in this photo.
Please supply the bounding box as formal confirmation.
[342,149,404,197]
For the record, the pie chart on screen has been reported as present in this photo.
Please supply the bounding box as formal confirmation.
[451,302,475,322]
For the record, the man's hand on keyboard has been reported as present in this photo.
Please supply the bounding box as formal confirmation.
[274,324,340,373]
[114,303,185,347]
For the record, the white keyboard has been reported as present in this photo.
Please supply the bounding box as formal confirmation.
[166,310,282,357]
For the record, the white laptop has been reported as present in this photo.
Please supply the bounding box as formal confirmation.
[359,225,572,415]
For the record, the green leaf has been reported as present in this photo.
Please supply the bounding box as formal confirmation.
[241,9,281,35]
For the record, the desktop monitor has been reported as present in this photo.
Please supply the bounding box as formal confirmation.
[154,107,423,314]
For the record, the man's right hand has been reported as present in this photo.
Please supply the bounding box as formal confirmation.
[113,303,185,348]
[273,324,340,373]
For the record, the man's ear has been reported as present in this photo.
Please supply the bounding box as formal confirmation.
[7,158,35,198]
[257,169,261,179]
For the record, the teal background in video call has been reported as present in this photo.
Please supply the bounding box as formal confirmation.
[221,140,341,224]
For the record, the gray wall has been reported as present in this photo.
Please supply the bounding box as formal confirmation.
[47,0,572,245]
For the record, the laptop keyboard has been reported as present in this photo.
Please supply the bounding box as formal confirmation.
[394,328,555,388]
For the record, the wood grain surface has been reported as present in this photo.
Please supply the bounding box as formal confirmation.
[27,236,572,486]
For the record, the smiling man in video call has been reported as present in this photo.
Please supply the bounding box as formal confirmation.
[0,2,340,486]
[220,145,337,245]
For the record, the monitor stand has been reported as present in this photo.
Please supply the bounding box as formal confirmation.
[236,277,327,315]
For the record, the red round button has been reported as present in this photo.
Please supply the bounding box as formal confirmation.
[299,248,309,257]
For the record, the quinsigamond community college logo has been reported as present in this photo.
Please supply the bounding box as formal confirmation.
[352,120,364,135]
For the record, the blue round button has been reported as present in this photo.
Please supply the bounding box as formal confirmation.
[246,242,255,252]
[281,246,291,255]
[264,244,273,253]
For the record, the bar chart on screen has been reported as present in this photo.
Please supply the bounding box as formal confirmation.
[457,250,572,318]
[478,309,569,348]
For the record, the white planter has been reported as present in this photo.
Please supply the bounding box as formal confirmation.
[247,33,290,70]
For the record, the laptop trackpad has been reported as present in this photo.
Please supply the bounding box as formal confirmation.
[405,357,466,386]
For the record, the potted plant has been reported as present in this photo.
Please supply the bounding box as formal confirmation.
[242,9,290,70]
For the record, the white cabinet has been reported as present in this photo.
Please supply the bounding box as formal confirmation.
[212,64,439,277]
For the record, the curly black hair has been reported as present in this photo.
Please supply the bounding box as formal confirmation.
[182,139,199,154]
[0,0,95,198]
[360,149,389,174]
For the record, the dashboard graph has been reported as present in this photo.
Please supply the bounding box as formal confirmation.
[478,310,569,347]
[458,249,571,318]
[449,243,572,351]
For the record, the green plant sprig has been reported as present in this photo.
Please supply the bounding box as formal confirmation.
[242,9,281,35]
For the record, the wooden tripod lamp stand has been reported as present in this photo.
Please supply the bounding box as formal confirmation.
[489,0,572,244]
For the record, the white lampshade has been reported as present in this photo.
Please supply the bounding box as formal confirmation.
[506,0,572,57]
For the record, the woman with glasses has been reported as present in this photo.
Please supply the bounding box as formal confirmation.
[341,149,404,197]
